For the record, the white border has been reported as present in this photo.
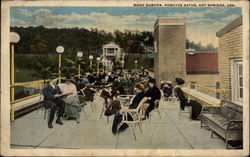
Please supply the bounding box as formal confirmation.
[1,0,249,156]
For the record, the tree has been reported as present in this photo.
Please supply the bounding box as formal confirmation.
[30,34,48,53]
[32,62,57,85]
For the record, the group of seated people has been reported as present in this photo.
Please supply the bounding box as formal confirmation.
[110,78,162,134]
[42,68,199,133]
[43,75,88,128]
[42,68,152,129]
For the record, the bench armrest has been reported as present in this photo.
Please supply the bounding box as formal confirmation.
[227,119,243,130]
[201,106,221,114]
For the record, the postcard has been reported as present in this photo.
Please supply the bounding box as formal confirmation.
[1,0,249,156]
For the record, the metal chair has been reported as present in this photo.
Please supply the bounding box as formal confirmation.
[99,97,109,123]
[117,95,135,108]
[149,99,161,122]
[35,84,49,120]
[79,88,97,112]
[118,97,149,141]
[179,105,192,119]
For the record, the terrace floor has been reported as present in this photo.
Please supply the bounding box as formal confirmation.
[11,93,227,149]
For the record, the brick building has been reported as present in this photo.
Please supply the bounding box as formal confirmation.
[153,17,186,84]
[216,16,243,105]
[153,17,219,97]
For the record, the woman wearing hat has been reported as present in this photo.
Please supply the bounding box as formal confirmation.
[60,76,83,123]
[174,77,190,110]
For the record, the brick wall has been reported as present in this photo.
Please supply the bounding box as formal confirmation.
[218,24,243,102]
[154,18,186,85]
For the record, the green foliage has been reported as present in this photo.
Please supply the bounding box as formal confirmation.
[121,74,142,94]
[62,58,85,77]
[124,56,153,70]
[10,26,154,56]
[11,26,217,56]
[186,39,218,51]
[32,62,57,84]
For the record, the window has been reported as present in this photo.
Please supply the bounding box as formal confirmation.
[106,48,115,56]
[231,59,243,105]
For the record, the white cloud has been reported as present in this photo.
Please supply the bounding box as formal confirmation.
[221,14,240,22]
[187,25,219,47]
[34,9,52,16]
[11,8,238,47]
[11,18,26,26]
[205,7,230,15]
[16,8,32,17]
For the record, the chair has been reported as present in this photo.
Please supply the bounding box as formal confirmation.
[149,99,161,123]
[117,95,135,108]
[118,97,149,141]
[99,97,109,123]
[179,105,192,119]
[77,95,88,118]
[174,87,191,119]
[79,88,97,112]
[35,84,45,115]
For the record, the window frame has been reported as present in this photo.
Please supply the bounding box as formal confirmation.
[230,59,243,105]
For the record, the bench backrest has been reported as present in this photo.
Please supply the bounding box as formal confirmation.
[220,100,243,120]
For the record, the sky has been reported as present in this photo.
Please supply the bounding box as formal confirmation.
[10,7,242,47]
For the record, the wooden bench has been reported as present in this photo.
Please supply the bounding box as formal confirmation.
[200,100,243,148]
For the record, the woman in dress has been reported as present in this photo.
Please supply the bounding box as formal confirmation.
[60,76,83,123]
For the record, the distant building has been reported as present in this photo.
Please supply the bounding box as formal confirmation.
[102,42,121,61]
[185,51,219,97]
[216,16,243,105]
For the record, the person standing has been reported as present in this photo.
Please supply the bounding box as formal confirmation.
[43,76,66,129]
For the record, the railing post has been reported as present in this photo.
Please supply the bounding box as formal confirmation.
[58,53,61,84]
[11,44,15,122]
[78,62,81,79]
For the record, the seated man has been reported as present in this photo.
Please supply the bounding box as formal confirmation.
[60,76,83,124]
[43,76,66,129]
[143,78,161,120]
[112,83,145,134]
[80,73,90,86]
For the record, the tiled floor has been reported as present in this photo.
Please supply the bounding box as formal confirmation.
[11,94,226,149]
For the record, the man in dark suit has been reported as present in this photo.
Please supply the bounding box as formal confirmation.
[112,74,125,95]
[144,78,161,119]
[43,76,66,129]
